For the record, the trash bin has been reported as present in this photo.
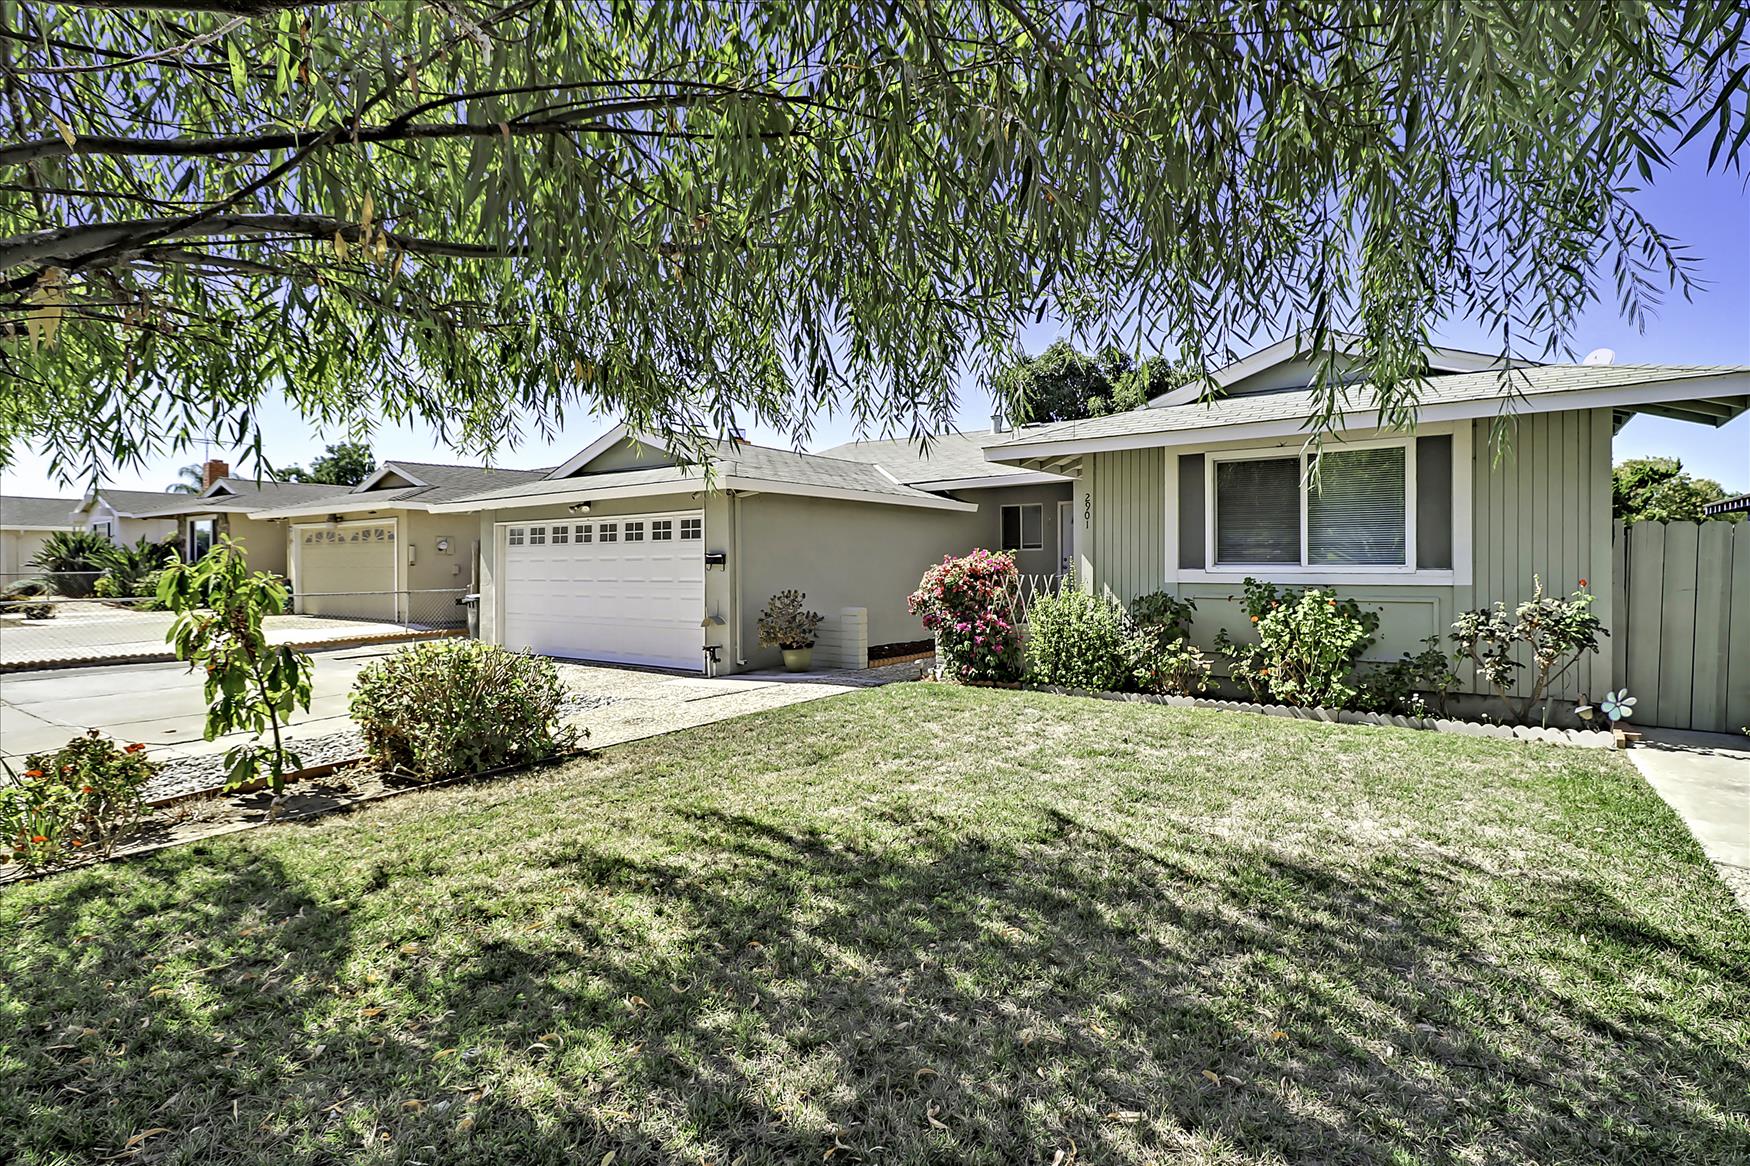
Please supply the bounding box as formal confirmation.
[460,592,481,638]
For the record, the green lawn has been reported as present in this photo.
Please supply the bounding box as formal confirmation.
[3,685,1747,1165]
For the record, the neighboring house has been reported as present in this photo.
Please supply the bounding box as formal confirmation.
[73,487,188,545]
[984,336,1750,706]
[423,427,1069,673]
[1703,492,1749,517]
[247,460,551,623]
[0,494,79,578]
[171,475,355,576]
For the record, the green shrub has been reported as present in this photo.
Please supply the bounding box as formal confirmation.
[1452,577,1605,725]
[1216,578,1379,709]
[1026,588,1134,691]
[1129,633,1213,696]
[4,731,157,868]
[26,530,116,598]
[351,640,583,779]
[1130,590,1197,643]
[96,536,179,608]
[1356,636,1457,718]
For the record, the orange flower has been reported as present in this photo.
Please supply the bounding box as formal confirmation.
[23,769,42,778]
[81,785,95,794]
[125,742,146,754]
[30,835,47,843]
[1250,615,1259,623]
[1578,578,1587,588]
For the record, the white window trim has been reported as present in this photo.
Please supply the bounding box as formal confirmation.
[1000,502,1045,552]
[1187,435,1456,585]
[187,516,217,560]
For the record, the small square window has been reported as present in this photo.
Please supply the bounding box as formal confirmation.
[651,520,673,541]
[1000,503,1044,551]
[576,524,592,544]
[624,521,645,542]
[552,524,570,545]
[679,517,702,539]
[507,528,525,546]
[598,522,618,542]
[528,525,547,546]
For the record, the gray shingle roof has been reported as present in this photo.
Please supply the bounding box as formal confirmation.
[445,440,954,508]
[1,494,79,529]
[81,487,208,517]
[246,461,554,515]
[822,430,1061,484]
[991,364,1750,454]
[200,478,355,511]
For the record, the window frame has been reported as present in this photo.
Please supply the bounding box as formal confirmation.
[187,516,217,561]
[1204,437,1419,576]
[999,502,1045,552]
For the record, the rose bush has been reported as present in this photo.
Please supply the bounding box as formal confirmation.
[908,550,1023,682]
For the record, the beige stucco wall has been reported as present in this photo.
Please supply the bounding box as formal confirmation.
[470,481,1072,673]
[176,512,290,575]
[1,529,57,578]
[1079,407,1615,701]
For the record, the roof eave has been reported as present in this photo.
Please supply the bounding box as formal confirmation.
[994,371,1750,461]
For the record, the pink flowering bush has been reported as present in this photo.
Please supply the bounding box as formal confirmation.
[908,550,1024,682]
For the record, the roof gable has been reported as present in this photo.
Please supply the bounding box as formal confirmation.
[1149,333,1532,406]
[546,425,681,478]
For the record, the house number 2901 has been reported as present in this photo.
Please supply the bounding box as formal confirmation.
[1082,492,1092,528]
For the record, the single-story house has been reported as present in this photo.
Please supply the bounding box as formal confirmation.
[247,460,551,623]
[0,494,79,578]
[424,427,1071,673]
[73,487,188,546]
[983,335,1750,705]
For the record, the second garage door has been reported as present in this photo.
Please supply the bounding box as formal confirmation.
[294,521,399,621]
[500,511,705,670]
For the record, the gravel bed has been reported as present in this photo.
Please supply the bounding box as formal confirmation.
[143,688,620,801]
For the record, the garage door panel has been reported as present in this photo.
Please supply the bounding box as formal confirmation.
[295,522,398,621]
[501,511,704,670]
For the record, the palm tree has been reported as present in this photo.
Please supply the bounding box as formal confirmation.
[166,463,203,494]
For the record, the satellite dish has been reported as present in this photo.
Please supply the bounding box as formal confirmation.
[1582,347,1615,366]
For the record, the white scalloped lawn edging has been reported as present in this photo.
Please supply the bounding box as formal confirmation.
[1016,683,1617,749]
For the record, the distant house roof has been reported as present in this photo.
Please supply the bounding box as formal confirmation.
[428,437,976,513]
[988,364,1750,463]
[1704,493,1750,517]
[77,487,209,518]
[248,461,553,518]
[821,430,1069,489]
[197,478,355,511]
[0,494,79,530]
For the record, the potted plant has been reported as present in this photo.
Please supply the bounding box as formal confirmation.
[758,589,824,672]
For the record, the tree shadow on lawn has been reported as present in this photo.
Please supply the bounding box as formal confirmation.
[3,806,1746,1165]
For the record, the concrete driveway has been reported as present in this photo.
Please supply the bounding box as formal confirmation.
[1,647,920,770]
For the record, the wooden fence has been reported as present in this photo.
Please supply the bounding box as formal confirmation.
[1613,520,1750,734]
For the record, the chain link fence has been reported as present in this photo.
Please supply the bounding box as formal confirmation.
[2,585,469,669]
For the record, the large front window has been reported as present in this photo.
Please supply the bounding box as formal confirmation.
[1213,444,1408,568]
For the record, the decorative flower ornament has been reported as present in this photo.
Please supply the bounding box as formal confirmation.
[1599,689,1637,723]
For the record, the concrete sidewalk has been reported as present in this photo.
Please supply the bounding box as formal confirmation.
[1628,728,1750,910]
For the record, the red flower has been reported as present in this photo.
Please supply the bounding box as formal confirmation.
[1577,578,1587,588]
[81,785,95,794]
[124,743,146,754]
[23,769,42,778]
[30,835,48,843]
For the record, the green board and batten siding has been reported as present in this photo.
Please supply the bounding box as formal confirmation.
[1078,406,1617,703]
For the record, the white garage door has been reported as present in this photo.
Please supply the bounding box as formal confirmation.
[294,521,398,621]
[501,511,705,670]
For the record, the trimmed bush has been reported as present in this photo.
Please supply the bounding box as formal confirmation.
[1026,588,1134,692]
[350,641,582,779]
[1130,590,1197,643]
[4,731,157,868]
[1452,576,1605,725]
[1130,634,1213,696]
[908,550,1024,682]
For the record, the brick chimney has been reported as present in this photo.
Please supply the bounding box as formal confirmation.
[202,458,230,489]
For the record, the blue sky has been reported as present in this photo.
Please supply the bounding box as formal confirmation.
[5,143,1747,499]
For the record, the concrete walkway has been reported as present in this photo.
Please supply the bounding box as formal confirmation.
[1629,728,1750,910]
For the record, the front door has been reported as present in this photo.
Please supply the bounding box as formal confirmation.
[1057,499,1074,575]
